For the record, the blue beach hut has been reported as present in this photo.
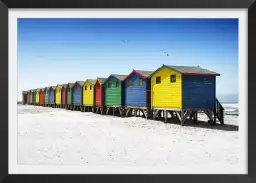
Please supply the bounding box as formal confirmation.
[123,70,153,118]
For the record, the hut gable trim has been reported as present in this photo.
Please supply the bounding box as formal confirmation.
[83,79,96,86]
[62,84,68,89]
[123,70,154,81]
[49,86,56,91]
[95,78,107,85]
[72,81,85,88]
[68,83,75,88]
[104,74,127,84]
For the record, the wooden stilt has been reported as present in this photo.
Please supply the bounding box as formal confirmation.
[113,107,116,116]
[204,109,215,124]
[213,109,217,124]
[125,108,131,117]
[180,110,185,126]
[135,109,138,117]
[195,111,198,124]
[119,108,123,117]
[106,107,110,115]
[153,110,159,120]
[164,110,168,123]
[146,109,149,119]
[176,111,181,122]
[141,109,146,118]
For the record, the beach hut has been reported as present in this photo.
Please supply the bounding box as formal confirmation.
[61,84,68,108]
[27,91,30,104]
[72,81,85,111]
[66,83,74,110]
[31,89,36,105]
[123,70,153,118]
[94,78,107,114]
[39,88,44,106]
[104,74,127,117]
[149,64,223,125]
[48,86,56,107]
[35,88,40,105]
[30,89,33,105]
[82,79,96,112]
[22,91,28,104]
[55,84,62,108]
[44,87,49,106]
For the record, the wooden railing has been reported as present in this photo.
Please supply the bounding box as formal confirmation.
[216,98,224,124]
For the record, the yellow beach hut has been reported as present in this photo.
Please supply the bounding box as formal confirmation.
[82,79,96,112]
[35,88,40,105]
[55,84,62,108]
[149,64,222,125]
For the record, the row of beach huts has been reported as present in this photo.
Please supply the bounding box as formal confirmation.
[22,64,224,126]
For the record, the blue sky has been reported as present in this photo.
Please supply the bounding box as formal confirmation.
[18,18,238,102]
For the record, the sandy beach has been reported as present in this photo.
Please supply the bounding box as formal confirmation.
[18,104,239,166]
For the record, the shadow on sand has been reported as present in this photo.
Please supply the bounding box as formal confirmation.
[145,117,238,132]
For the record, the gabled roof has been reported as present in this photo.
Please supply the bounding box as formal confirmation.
[113,74,127,80]
[49,86,56,90]
[73,81,85,88]
[55,84,63,90]
[22,91,27,94]
[62,84,68,89]
[44,87,49,91]
[104,74,127,84]
[67,83,74,88]
[95,77,107,84]
[149,64,220,78]
[84,79,96,86]
[123,69,154,81]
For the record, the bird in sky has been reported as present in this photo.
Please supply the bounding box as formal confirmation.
[121,40,130,44]
[159,50,169,56]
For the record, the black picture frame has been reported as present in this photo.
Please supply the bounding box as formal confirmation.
[0,0,254,182]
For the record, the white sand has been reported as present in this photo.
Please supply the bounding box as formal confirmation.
[18,105,239,166]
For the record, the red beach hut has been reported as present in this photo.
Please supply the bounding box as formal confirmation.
[27,91,30,104]
[39,88,44,105]
[94,78,107,107]
[61,84,68,106]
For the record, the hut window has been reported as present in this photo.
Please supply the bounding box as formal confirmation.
[138,79,143,86]
[170,75,176,83]
[128,80,132,86]
[68,88,70,92]
[97,84,100,88]
[90,85,92,90]
[85,86,87,90]
[116,81,119,87]
[156,76,161,84]
[108,82,112,88]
